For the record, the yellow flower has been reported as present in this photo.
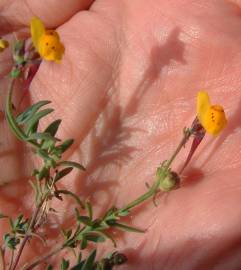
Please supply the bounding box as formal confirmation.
[30,17,64,63]
[197,91,227,135]
[0,38,9,53]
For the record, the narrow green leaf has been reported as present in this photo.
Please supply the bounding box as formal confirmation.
[66,229,72,239]
[92,220,109,231]
[61,258,70,270]
[61,229,67,238]
[41,139,55,150]
[57,161,86,171]
[44,119,62,137]
[118,209,130,217]
[85,201,93,220]
[61,228,73,241]
[16,100,51,124]
[110,222,145,233]
[27,132,58,142]
[56,139,74,153]
[3,234,20,250]
[46,265,53,270]
[36,149,53,163]
[92,231,116,247]
[32,169,39,176]
[6,84,28,141]
[71,261,85,270]
[25,108,54,135]
[29,180,42,205]
[84,233,105,243]
[10,68,21,78]
[80,237,87,250]
[74,208,80,219]
[77,216,92,226]
[103,206,118,220]
[9,218,14,230]
[54,167,73,183]
[14,214,23,228]
[28,119,39,134]
[77,252,82,264]
[81,249,97,270]
[14,40,24,51]
[37,166,50,181]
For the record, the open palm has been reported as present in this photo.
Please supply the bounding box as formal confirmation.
[1,0,241,269]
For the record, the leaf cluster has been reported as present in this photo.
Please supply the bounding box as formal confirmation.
[15,100,84,177]
[62,202,144,253]
[6,93,85,208]
[47,250,127,270]
[1,214,29,250]
[3,67,150,269]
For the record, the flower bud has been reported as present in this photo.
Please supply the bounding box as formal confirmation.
[156,167,180,192]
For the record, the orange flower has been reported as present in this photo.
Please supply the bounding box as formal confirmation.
[197,91,227,135]
[30,17,64,63]
[0,38,9,53]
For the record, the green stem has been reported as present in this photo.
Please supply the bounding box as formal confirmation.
[21,245,63,270]
[120,186,157,213]
[6,78,27,141]
[22,225,91,269]
[165,129,191,169]
[6,77,40,148]
[10,200,44,270]
[0,247,5,270]
[120,130,192,212]
[9,250,14,270]
[120,176,163,213]
[19,160,173,269]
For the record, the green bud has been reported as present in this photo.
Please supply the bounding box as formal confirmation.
[157,167,180,192]
[10,68,21,78]
[111,252,127,265]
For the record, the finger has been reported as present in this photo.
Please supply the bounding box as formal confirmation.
[0,0,95,35]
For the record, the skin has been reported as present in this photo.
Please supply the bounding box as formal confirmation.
[0,0,241,269]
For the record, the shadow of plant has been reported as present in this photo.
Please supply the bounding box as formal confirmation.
[60,27,186,221]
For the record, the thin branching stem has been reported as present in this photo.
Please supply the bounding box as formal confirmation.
[4,62,194,270]
[10,200,44,270]
[19,131,192,269]
[6,78,43,149]
[9,250,14,270]
[22,245,63,270]
[165,129,192,169]
[119,131,191,212]
[120,184,158,213]
[6,78,27,141]
[0,247,5,270]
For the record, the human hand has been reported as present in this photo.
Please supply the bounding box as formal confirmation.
[1,1,241,269]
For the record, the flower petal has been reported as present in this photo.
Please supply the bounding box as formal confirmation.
[202,105,227,135]
[197,91,211,124]
[30,17,45,51]
[38,31,65,63]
